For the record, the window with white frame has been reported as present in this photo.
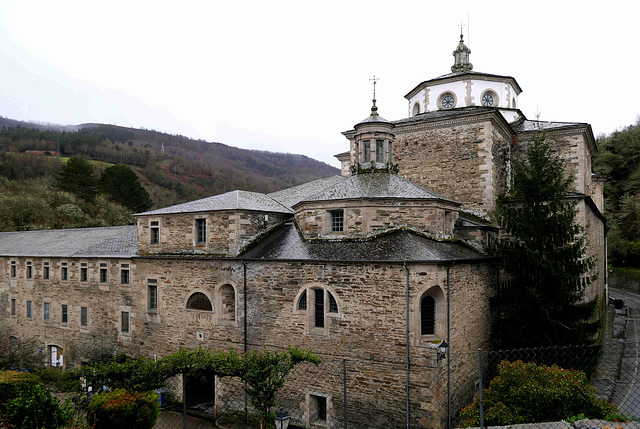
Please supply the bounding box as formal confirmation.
[43,262,50,280]
[121,311,130,334]
[330,210,344,233]
[195,218,207,244]
[61,262,68,281]
[10,261,16,278]
[120,264,130,285]
[150,221,160,245]
[61,304,68,325]
[99,263,108,283]
[26,261,32,279]
[80,306,88,327]
[148,279,158,312]
[80,263,88,282]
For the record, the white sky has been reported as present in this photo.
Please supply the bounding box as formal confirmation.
[0,1,638,168]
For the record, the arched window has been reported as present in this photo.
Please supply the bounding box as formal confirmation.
[415,286,445,342]
[412,102,421,116]
[295,286,342,334]
[298,290,307,310]
[186,292,213,311]
[219,284,236,321]
[421,296,436,335]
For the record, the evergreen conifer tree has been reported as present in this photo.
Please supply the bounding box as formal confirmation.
[54,157,98,202]
[100,164,152,213]
[493,133,599,349]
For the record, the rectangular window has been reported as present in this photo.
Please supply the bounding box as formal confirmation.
[26,261,32,279]
[330,210,344,233]
[26,301,32,319]
[43,262,50,280]
[314,289,325,328]
[80,307,88,327]
[196,218,207,244]
[80,263,88,282]
[388,141,393,161]
[150,221,160,245]
[121,311,130,334]
[10,261,16,278]
[363,140,371,163]
[148,279,158,312]
[61,262,68,281]
[376,139,384,163]
[121,264,130,285]
[99,263,108,283]
[10,299,16,316]
[61,304,68,325]
[311,395,327,422]
[44,302,50,322]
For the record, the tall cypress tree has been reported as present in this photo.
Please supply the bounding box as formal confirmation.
[493,133,599,349]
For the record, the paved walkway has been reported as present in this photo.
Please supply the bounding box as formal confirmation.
[153,410,215,429]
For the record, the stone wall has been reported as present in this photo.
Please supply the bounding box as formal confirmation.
[295,199,460,240]
[136,210,289,256]
[2,256,135,366]
[393,115,511,216]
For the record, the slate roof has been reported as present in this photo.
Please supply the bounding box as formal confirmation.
[511,119,589,134]
[296,170,459,205]
[241,222,486,262]
[268,175,346,209]
[136,190,293,216]
[392,106,498,127]
[0,225,137,258]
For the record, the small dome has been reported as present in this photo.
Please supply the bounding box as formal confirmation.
[356,98,392,126]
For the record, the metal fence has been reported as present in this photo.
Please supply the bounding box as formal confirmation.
[147,340,640,429]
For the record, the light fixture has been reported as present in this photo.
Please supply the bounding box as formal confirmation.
[437,340,449,363]
[275,407,291,429]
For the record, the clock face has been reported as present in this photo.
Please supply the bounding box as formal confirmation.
[442,95,454,109]
[482,94,494,107]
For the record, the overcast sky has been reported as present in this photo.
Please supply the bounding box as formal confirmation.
[0,1,637,167]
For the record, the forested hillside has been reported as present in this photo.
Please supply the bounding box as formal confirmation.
[593,120,640,267]
[0,118,339,232]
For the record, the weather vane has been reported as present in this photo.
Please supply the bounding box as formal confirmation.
[369,75,380,100]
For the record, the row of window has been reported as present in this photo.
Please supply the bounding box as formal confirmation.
[149,218,207,246]
[355,140,393,164]
[9,282,439,339]
[11,299,86,326]
[8,260,131,284]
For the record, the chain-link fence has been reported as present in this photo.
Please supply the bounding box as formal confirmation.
[145,340,640,429]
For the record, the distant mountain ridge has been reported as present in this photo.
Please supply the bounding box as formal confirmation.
[0,116,340,209]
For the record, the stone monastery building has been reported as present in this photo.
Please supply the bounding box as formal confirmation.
[0,35,606,427]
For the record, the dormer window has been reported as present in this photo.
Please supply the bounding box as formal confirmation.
[330,210,344,233]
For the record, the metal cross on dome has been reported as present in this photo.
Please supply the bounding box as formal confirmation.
[369,75,380,100]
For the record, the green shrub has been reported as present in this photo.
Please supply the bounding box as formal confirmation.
[0,370,73,429]
[460,360,620,427]
[87,388,160,429]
